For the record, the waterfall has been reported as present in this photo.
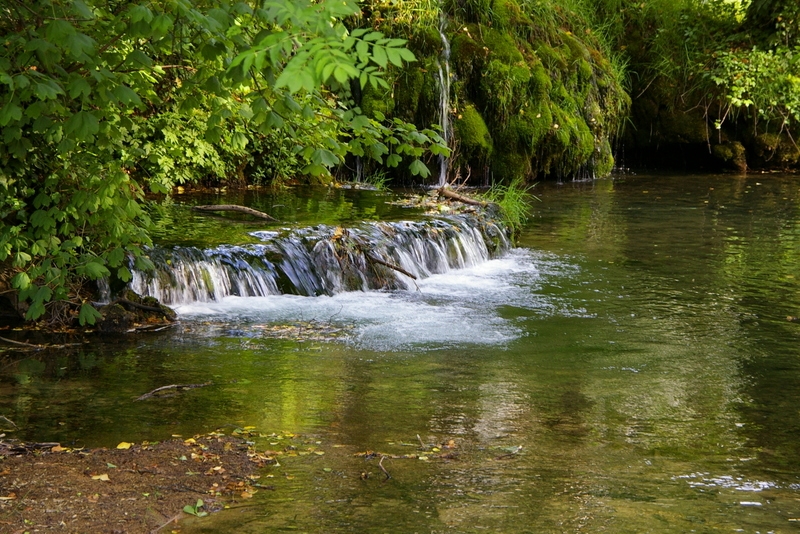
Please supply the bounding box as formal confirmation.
[129,214,510,305]
[436,12,452,187]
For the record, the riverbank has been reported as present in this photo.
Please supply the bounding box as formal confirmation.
[0,431,270,533]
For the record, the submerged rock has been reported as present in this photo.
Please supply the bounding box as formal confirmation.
[97,290,177,333]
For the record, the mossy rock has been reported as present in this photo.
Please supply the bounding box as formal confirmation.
[408,26,444,56]
[752,133,800,167]
[560,31,592,63]
[479,60,532,128]
[484,28,524,64]
[592,138,616,177]
[529,63,552,100]
[492,150,531,182]
[490,0,532,29]
[508,104,552,149]
[394,67,426,122]
[360,80,395,119]
[659,109,708,144]
[537,43,568,72]
[451,28,489,84]
[455,104,493,159]
[712,141,747,172]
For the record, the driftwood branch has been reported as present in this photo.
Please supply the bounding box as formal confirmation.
[135,383,210,401]
[437,187,488,207]
[0,336,83,351]
[192,204,278,221]
[378,455,391,481]
[365,254,417,280]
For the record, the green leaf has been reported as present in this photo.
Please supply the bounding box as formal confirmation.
[386,48,404,67]
[0,102,22,126]
[64,111,100,141]
[117,266,132,283]
[372,46,387,68]
[126,49,153,67]
[397,49,416,63]
[312,148,339,166]
[78,303,102,326]
[409,159,430,178]
[34,81,63,101]
[112,85,142,106]
[11,272,31,290]
[71,0,95,19]
[67,77,92,99]
[129,5,154,24]
[45,20,76,43]
[82,260,110,279]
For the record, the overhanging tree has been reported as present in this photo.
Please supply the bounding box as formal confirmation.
[0,0,447,324]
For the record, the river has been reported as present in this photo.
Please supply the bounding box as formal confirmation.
[1,173,799,532]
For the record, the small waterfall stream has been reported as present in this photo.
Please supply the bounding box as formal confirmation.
[130,214,509,305]
[436,12,452,187]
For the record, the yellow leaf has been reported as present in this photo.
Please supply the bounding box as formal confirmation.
[116,442,132,450]
[51,445,66,452]
[240,491,253,499]
[92,474,110,482]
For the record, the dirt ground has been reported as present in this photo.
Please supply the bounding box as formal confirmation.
[0,431,274,534]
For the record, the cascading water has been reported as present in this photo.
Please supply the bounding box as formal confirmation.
[436,11,452,187]
[130,214,510,306]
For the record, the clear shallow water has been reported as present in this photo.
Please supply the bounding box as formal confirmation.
[2,174,800,532]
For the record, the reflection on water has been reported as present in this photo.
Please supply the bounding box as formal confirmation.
[1,174,799,532]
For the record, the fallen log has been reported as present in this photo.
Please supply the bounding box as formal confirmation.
[192,204,278,221]
[365,254,417,280]
[437,187,489,207]
[135,383,211,401]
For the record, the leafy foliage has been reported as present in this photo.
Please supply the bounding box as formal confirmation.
[0,0,444,323]
[481,180,539,232]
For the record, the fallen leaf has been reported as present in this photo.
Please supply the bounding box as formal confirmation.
[116,442,132,450]
[91,474,110,482]
[51,445,66,452]
[240,491,253,499]
[0,493,17,500]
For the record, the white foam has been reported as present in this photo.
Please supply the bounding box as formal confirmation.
[174,249,579,351]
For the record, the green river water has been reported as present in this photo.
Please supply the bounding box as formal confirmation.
[1,173,799,532]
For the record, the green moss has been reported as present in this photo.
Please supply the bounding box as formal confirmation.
[492,150,530,182]
[455,104,493,158]
[536,43,568,71]
[451,28,489,84]
[408,26,443,56]
[659,110,708,144]
[484,28,524,64]
[753,133,800,166]
[561,31,591,62]
[394,67,425,122]
[529,63,551,100]
[508,103,552,149]
[490,0,532,30]
[480,60,532,129]
[592,138,615,177]
[360,80,395,119]
[712,141,747,171]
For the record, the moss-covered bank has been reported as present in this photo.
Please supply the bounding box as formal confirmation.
[358,0,630,184]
